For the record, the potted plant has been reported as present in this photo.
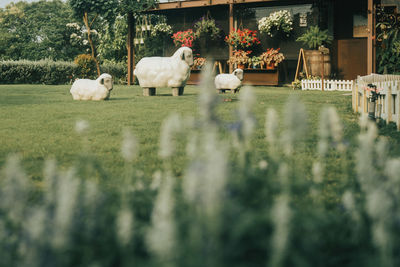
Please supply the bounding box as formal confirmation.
[296,26,333,76]
[296,26,333,50]
[193,57,206,70]
[172,29,196,47]
[225,29,261,50]
[249,56,262,69]
[227,50,251,69]
[258,10,293,38]
[260,48,285,69]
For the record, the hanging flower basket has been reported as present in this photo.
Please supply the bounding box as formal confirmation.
[151,23,173,37]
[172,29,196,47]
[225,29,261,49]
[258,10,293,38]
[194,16,221,41]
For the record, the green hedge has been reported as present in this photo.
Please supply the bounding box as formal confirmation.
[101,61,128,85]
[0,60,127,85]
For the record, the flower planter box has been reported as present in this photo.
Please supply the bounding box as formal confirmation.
[242,68,279,86]
[187,69,279,86]
[187,69,202,85]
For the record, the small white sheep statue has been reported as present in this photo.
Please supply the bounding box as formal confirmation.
[214,69,244,94]
[134,47,194,96]
[70,73,113,101]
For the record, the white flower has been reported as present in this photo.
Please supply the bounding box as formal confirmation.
[66,22,80,30]
[151,23,172,36]
[159,113,182,159]
[147,175,176,260]
[116,207,134,246]
[75,120,89,134]
[121,129,138,162]
[258,10,293,37]
[258,160,268,170]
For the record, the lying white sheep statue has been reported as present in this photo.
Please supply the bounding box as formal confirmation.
[134,47,194,96]
[70,73,113,101]
[214,69,244,94]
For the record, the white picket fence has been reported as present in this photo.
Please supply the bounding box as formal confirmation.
[353,74,400,130]
[301,79,354,91]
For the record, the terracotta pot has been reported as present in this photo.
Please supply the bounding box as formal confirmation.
[237,64,245,69]
[266,63,275,70]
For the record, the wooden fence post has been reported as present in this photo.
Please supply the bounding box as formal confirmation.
[387,85,392,123]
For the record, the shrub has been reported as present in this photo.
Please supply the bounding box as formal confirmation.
[0,60,127,85]
[0,60,78,85]
[74,54,97,79]
[101,61,127,85]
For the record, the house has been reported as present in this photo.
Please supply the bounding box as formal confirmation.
[126,0,395,85]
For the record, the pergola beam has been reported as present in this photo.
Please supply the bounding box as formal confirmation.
[152,0,277,11]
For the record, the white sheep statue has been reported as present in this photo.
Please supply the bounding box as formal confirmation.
[70,73,113,101]
[134,47,194,96]
[214,69,244,94]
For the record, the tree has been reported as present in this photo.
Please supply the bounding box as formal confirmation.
[0,0,81,61]
[69,0,119,75]
[97,14,128,63]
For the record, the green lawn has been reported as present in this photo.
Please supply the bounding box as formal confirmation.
[1,84,399,182]
[2,83,400,267]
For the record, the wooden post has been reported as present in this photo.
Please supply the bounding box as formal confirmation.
[127,12,135,85]
[321,51,324,91]
[353,80,358,112]
[397,90,400,130]
[229,3,234,73]
[387,86,392,123]
[363,88,367,113]
[367,0,374,74]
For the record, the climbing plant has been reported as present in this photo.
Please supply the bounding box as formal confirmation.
[376,5,400,74]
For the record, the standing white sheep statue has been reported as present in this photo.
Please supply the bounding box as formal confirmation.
[70,73,113,101]
[214,68,244,93]
[134,47,194,96]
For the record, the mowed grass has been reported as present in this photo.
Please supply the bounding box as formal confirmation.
[1,84,399,183]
